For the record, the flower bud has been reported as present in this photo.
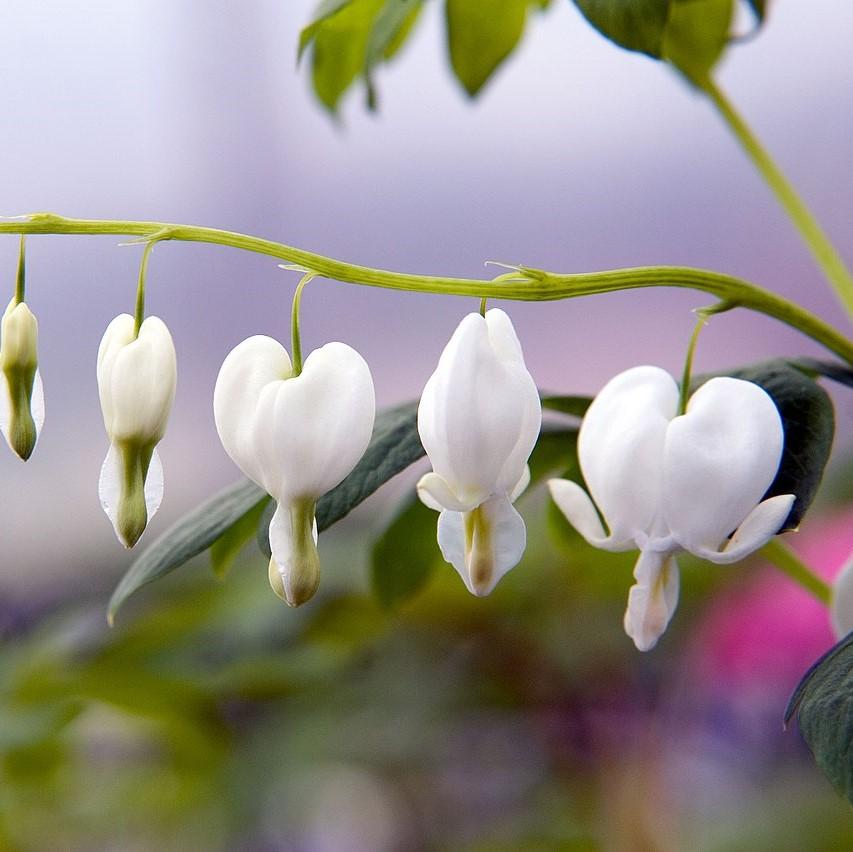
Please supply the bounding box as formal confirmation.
[214,335,375,605]
[0,298,44,460]
[97,314,177,547]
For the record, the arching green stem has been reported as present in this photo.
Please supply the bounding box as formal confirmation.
[3,214,852,364]
[701,77,853,324]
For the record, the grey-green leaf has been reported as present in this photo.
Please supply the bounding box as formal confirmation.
[785,632,853,801]
[259,400,425,557]
[371,495,439,608]
[695,358,835,531]
[108,479,268,624]
[210,499,269,581]
[540,394,592,419]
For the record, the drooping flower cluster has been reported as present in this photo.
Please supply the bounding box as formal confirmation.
[416,309,541,595]
[549,366,794,651]
[214,336,375,606]
[97,314,177,548]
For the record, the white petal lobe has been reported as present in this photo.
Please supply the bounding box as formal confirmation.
[623,549,680,652]
[436,495,526,596]
[664,377,784,556]
[579,366,678,544]
[690,494,794,564]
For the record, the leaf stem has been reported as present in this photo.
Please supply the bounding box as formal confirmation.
[3,213,852,364]
[701,77,853,323]
[760,537,831,605]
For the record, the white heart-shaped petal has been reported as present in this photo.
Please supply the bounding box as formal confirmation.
[253,342,375,501]
[98,444,164,546]
[436,495,526,596]
[623,549,679,652]
[547,478,635,551]
[214,335,292,491]
[579,366,678,545]
[691,494,794,564]
[98,316,176,443]
[664,377,784,556]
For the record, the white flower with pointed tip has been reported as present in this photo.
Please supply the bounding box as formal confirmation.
[0,297,44,460]
[97,314,176,548]
[548,366,795,652]
[831,554,853,639]
[416,309,541,596]
[214,336,375,606]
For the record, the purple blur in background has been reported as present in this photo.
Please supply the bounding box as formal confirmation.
[0,0,851,596]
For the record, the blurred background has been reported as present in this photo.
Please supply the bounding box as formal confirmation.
[0,0,852,848]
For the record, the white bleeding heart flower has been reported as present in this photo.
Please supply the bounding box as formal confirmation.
[214,335,375,606]
[548,366,795,652]
[830,554,853,639]
[97,314,177,548]
[0,297,43,460]
[416,309,541,596]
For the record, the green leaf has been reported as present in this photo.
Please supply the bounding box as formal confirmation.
[365,1,424,109]
[785,632,853,801]
[572,0,740,83]
[301,0,424,112]
[572,0,670,57]
[661,0,734,83]
[445,0,531,96]
[540,394,592,419]
[747,0,766,22]
[259,401,425,557]
[209,498,268,580]
[108,480,269,624]
[298,0,355,60]
[526,425,580,483]
[696,358,835,531]
[371,495,439,608]
[370,425,578,608]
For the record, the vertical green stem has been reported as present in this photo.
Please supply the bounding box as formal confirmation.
[133,241,157,338]
[701,77,853,323]
[760,538,831,604]
[14,236,25,304]
[290,273,315,377]
[479,297,488,317]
